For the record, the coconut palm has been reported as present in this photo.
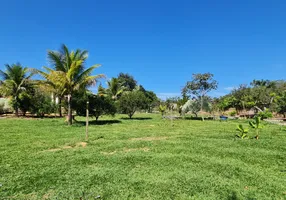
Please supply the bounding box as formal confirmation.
[107,78,124,100]
[42,44,104,125]
[0,63,34,116]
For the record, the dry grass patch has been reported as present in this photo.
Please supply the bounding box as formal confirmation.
[124,147,150,152]
[130,136,168,141]
[43,142,87,152]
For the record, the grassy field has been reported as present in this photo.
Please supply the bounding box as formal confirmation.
[0,114,285,200]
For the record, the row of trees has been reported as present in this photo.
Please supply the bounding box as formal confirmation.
[216,80,286,117]
[162,74,286,119]
[0,45,159,124]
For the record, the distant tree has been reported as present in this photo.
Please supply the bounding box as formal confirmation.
[118,73,137,91]
[75,93,116,121]
[107,78,124,100]
[276,91,286,118]
[144,90,159,113]
[182,96,212,118]
[136,85,159,112]
[182,73,218,114]
[118,90,147,118]
[97,83,107,97]
[0,63,35,116]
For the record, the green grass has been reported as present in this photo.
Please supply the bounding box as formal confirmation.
[0,114,285,200]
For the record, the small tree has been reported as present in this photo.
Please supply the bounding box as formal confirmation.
[75,94,116,120]
[158,104,167,116]
[118,90,147,118]
[30,89,54,117]
[182,73,218,114]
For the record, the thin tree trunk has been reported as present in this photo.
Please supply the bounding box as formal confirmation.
[14,96,19,117]
[67,94,72,125]
[59,98,62,117]
[15,107,19,117]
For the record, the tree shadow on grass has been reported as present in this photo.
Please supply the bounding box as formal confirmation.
[120,117,153,120]
[184,116,214,121]
[75,119,122,126]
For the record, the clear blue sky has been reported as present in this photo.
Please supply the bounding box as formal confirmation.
[1,0,286,99]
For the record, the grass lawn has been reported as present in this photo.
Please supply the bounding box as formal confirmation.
[0,114,285,200]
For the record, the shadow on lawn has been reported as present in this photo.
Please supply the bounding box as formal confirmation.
[75,119,122,126]
[184,116,214,121]
[120,117,153,120]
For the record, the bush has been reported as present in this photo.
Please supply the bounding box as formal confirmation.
[230,111,236,116]
[257,109,273,120]
[118,91,147,118]
[30,90,54,117]
[75,94,116,120]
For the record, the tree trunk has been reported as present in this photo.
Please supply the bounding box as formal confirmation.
[96,116,99,121]
[58,98,62,117]
[15,107,19,117]
[67,94,72,125]
[14,96,19,117]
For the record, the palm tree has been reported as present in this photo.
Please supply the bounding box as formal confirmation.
[43,44,104,125]
[107,78,124,100]
[0,63,34,117]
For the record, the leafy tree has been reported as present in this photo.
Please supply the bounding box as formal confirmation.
[107,78,124,100]
[18,91,33,116]
[276,91,286,117]
[75,93,116,121]
[0,63,34,116]
[182,73,218,113]
[118,90,147,118]
[30,88,54,117]
[181,99,201,117]
[144,90,159,113]
[41,44,104,125]
[118,73,137,91]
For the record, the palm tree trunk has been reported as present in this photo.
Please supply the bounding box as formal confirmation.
[67,94,72,125]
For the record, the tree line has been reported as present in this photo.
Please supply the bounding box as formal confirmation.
[0,44,159,124]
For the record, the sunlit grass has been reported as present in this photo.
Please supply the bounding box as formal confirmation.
[0,114,285,199]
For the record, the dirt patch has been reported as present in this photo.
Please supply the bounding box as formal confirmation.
[43,142,87,152]
[42,190,55,199]
[45,148,62,152]
[101,151,117,155]
[124,147,150,152]
[62,146,72,149]
[130,136,168,141]
[76,142,87,147]
[101,147,150,155]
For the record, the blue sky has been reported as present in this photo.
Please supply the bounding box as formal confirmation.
[1,0,286,99]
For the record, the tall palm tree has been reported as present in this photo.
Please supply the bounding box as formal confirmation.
[0,63,34,117]
[107,78,124,100]
[43,44,104,125]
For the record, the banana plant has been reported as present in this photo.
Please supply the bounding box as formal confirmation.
[236,124,249,139]
[249,117,263,139]
[159,104,167,117]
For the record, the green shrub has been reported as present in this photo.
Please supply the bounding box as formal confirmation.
[256,109,273,120]
[118,91,147,118]
[249,117,263,139]
[230,111,236,116]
